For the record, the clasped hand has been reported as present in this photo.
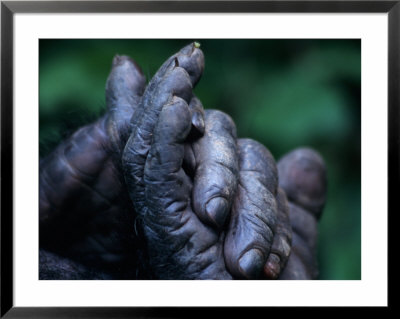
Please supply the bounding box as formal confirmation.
[39,43,327,280]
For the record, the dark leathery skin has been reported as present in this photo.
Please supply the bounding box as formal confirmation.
[277,147,327,219]
[192,109,239,229]
[105,55,146,153]
[122,43,205,217]
[39,47,207,279]
[39,55,146,278]
[142,100,231,279]
[224,138,280,279]
[182,97,206,176]
[288,202,318,254]
[39,117,138,277]
[122,43,233,279]
[39,249,112,280]
[277,148,327,279]
[39,45,235,279]
[122,51,295,279]
[39,43,326,280]
[263,188,292,279]
[278,202,319,280]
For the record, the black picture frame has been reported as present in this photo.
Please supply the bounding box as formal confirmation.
[1,1,395,317]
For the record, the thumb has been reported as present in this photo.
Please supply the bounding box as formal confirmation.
[105,55,146,151]
[106,55,146,111]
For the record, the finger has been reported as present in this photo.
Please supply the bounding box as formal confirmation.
[288,202,318,254]
[281,203,318,280]
[175,41,204,86]
[105,55,147,151]
[106,55,146,111]
[191,110,239,229]
[133,42,204,123]
[277,147,327,219]
[130,42,204,141]
[278,238,315,280]
[280,202,319,280]
[224,138,278,279]
[263,188,292,279]
[187,96,205,136]
[182,97,205,175]
[277,148,327,279]
[122,66,193,210]
[39,119,113,226]
[122,43,204,211]
[143,97,192,225]
[142,98,232,279]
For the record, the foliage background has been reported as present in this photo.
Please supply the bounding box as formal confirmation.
[39,39,361,280]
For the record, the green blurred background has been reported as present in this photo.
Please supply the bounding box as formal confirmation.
[39,39,361,280]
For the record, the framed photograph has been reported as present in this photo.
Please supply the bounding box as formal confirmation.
[1,0,394,317]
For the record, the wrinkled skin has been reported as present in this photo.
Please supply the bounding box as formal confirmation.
[278,148,327,279]
[39,55,147,278]
[39,43,327,280]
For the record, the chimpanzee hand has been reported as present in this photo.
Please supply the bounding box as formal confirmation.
[122,45,293,279]
[39,42,326,280]
[39,54,147,278]
[39,43,281,279]
[40,43,213,278]
[123,95,326,280]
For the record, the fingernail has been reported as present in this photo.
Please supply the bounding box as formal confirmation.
[205,197,228,228]
[180,43,194,55]
[191,111,205,135]
[263,254,281,279]
[174,57,180,68]
[238,249,264,279]
[112,54,122,66]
